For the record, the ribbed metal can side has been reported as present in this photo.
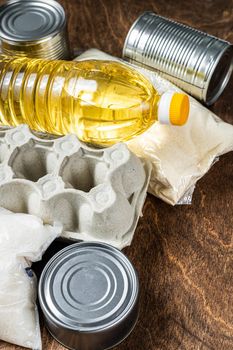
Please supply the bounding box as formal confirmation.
[123,12,233,104]
[1,30,71,60]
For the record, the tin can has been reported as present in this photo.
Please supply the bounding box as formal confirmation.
[0,0,71,60]
[123,12,233,105]
[39,242,139,350]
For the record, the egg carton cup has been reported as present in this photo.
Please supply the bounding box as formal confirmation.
[0,125,150,249]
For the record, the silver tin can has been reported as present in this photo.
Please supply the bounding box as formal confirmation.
[0,0,71,60]
[123,12,233,105]
[39,242,139,350]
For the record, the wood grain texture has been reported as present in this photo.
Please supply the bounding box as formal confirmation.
[0,0,232,349]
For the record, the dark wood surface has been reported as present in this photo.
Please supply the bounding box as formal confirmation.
[0,0,233,349]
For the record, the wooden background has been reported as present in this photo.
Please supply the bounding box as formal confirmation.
[0,0,233,349]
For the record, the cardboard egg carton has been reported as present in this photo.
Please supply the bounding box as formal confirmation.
[0,125,150,249]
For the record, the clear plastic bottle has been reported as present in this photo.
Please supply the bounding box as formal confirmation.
[0,55,189,146]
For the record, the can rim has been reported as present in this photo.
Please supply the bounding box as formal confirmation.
[204,44,233,105]
[38,241,139,333]
[0,0,67,43]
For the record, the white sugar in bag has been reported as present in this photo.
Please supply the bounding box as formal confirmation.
[0,255,40,349]
[0,208,61,261]
[0,208,62,349]
[74,49,233,205]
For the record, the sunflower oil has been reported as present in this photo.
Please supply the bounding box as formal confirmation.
[0,55,189,146]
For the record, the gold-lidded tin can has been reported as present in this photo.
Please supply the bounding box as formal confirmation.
[123,12,233,105]
[0,0,71,60]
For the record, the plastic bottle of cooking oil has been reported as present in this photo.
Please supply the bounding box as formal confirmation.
[0,55,189,146]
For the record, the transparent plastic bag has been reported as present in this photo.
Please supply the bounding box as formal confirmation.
[74,49,233,205]
[0,208,62,349]
[0,208,62,261]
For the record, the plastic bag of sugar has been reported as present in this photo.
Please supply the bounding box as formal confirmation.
[0,208,62,349]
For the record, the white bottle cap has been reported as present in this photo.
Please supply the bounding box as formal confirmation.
[158,91,174,125]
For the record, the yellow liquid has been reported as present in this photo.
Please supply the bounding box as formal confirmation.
[0,55,160,146]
